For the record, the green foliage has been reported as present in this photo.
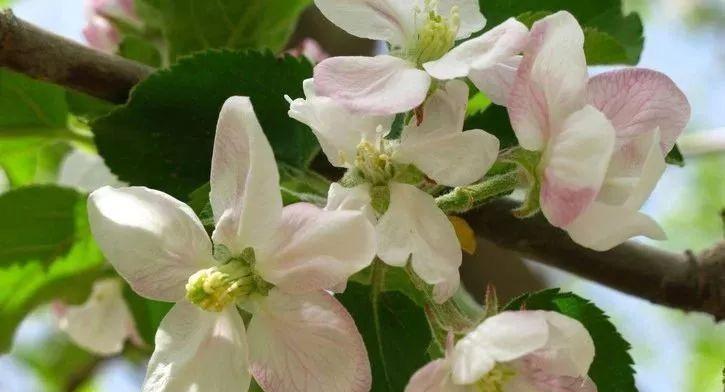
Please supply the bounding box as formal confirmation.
[92,50,319,199]
[337,282,433,392]
[124,288,173,346]
[119,35,163,67]
[278,163,330,206]
[506,289,637,392]
[666,144,685,167]
[0,186,106,352]
[140,0,311,60]
[464,104,517,149]
[479,0,644,64]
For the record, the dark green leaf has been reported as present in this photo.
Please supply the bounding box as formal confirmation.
[141,0,311,60]
[278,162,330,206]
[93,50,318,199]
[337,282,432,392]
[119,35,163,67]
[505,289,636,392]
[464,104,517,149]
[0,186,105,352]
[666,144,685,167]
[480,0,644,64]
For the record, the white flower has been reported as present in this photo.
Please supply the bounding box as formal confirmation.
[88,97,376,392]
[406,311,597,392]
[289,79,499,302]
[313,0,528,114]
[506,11,690,250]
[54,278,140,356]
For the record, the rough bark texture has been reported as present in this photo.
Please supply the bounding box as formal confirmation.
[0,10,152,103]
[464,199,725,320]
[1,12,723,319]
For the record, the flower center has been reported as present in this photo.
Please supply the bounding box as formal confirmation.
[354,137,395,185]
[411,0,460,65]
[474,364,516,392]
[185,247,272,312]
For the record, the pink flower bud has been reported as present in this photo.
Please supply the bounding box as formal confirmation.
[83,16,121,53]
[287,38,329,65]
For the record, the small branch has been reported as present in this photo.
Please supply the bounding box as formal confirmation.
[436,171,518,214]
[464,198,725,320]
[0,10,152,103]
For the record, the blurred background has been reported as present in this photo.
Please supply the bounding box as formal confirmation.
[0,0,723,391]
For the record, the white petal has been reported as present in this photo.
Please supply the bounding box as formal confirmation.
[405,358,466,392]
[376,183,461,302]
[87,186,214,302]
[424,18,527,81]
[538,312,595,378]
[248,290,371,392]
[325,182,377,224]
[210,97,283,255]
[258,203,376,293]
[468,56,521,106]
[508,11,588,151]
[540,106,615,228]
[314,55,431,115]
[314,0,415,46]
[396,80,499,186]
[437,0,486,39]
[566,201,666,251]
[451,311,549,385]
[143,302,250,392]
[57,279,136,356]
[288,79,392,168]
[587,68,690,153]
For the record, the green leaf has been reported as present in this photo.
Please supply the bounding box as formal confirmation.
[464,104,518,149]
[141,0,311,60]
[278,163,330,206]
[665,144,685,167]
[505,289,636,392]
[0,186,105,352]
[124,288,173,346]
[92,50,319,199]
[337,282,433,392]
[480,0,644,64]
[119,35,163,67]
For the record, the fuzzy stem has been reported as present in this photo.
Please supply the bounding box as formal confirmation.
[436,171,519,214]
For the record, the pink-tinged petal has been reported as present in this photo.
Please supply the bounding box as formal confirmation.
[405,358,466,392]
[259,203,376,293]
[396,80,500,187]
[508,11,588,151]
[468,56,521,106]
[433,271,461,305]
[210,97,282,255]
[540,106,616,228]
[143,302,250,392]
[248,289,371,392]
[288,79,393,168]
[424,18,527,81]
[451,311,549,384]
[599,129,665,208]
[88,187,214,302]
[57,279,137,356]
[376,183,461,303]
[437,0,486,39]
[539,312,595,378]
[325,182,377,224]
[83,16,120,53]
[587,68,690,153]
[510,370,597,392]
[314,55,431,115]
[314,0,415,46]
[565,201,666,251]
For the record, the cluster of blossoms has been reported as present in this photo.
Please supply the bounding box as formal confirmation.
[83,0,141,53]
[83,1,690,391]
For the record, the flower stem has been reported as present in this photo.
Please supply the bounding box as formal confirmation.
[436,170,519,214]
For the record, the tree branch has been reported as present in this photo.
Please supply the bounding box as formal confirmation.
[1,12,722,319]
[464,198,725,320]
[0,10,152,103]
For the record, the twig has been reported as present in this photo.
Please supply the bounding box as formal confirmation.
[0,10,152,103]
[464,198,725,320]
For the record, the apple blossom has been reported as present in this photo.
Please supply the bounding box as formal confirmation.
[287,38,330,65]
[83,16,121,53]
[53,278,141,356]
[506,11,690,251]
[406,311,597,392]
[313,0,529,114]
[83,0,141,52]
[288,78,499,302]
[88,97,375,392]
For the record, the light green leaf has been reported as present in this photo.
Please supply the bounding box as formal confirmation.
[119,35,163,67]
[479,0,644,64]
[124,288,173,347]
[92,50,318,199]
[0,186,106,352]
[337,281,433,392]
[141,0,311,60]
[505,289,637,392]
